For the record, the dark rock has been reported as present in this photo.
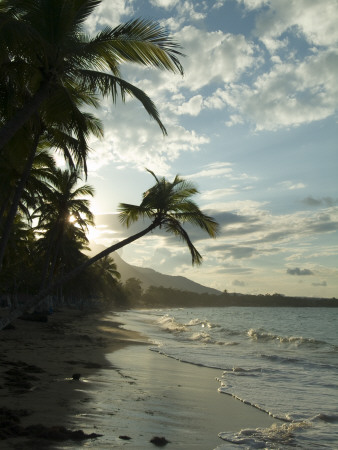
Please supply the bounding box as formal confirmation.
[150,436,171,446]
[119,435,132,440]
[72,373,81,380]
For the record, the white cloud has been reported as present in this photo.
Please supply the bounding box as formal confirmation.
[238,0,268,10]
[208,49,338,130]
[151,0,206,21]
[173,26,260,91]
[86,97,209,175]
[175,95,204,116]
[238,0,338,49]
[188,162,233,178]
[84,0,134,34]
[200,187,238,201]
[279,181,306,191]
[149,0,179,8]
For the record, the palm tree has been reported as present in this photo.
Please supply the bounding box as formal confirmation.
[0,107,102,271]
[0,170,218,330]
[0,0,184,150]
[0,147,56,225]
[34,168,95,289]
[94,255,121,284]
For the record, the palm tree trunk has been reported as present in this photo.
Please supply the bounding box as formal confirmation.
[0,221,159,331]
[0,194,12,224]
[0,80,51,153]
[40,234,62,291]
[0,133,40,271]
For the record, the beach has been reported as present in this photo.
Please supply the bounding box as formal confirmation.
[0,308,279,449]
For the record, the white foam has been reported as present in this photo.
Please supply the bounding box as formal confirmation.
[219,422,311,449]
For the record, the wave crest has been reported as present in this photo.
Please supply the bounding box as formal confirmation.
[247,328,327,347]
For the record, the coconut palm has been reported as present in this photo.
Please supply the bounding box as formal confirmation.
[119,169,219,265]
[33,168,95,289]
[94,256,121,284]
[0,0,184,150]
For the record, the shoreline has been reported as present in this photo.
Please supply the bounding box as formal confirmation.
[0,308,148,448]
[0,308,279,448]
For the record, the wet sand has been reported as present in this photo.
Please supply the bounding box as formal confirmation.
[98,345,279,449]
[0,309,279,449]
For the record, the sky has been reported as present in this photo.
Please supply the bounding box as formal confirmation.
[79,0,337,298]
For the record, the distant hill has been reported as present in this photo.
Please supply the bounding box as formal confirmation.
[87,244,221,295]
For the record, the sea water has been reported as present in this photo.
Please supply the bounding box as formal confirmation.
[118,307,338,449]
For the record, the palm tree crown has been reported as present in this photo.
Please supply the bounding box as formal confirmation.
[119,169,219,265]
[0,1,184,149]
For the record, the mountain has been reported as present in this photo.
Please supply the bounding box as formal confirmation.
[87,244,221,295]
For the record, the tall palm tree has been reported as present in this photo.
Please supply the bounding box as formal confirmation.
[34,167,95,289]
[0,170,218,330]
[0,0,184,150]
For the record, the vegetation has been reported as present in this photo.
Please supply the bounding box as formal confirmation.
[0,160,219,330]
[0,1,191,328]
[0,0,185,268]
[130,285,338,308]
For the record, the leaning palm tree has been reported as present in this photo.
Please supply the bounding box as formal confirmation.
[0,0,184,150]
[0,170,218,330]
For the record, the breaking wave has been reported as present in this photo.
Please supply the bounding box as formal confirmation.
[247,328,329,347]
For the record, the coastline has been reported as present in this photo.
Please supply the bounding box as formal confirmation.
[0,308,279,449]
[0,308,148,449]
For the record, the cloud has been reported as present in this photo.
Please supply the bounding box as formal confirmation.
[201,188,239,201]
[238,0,268,10]
[312,281,327,287]
[250,0,338,49]
[175,95,204,116]
[149,0,179,8]
[84,0,134,34]
[287,267,314,276]
[302,196,336,207]
[188,162,234,178]
[86,98,209,175]
[232,279,246,287]
[279,181,306,190]
[207,49,338,130]
[172,25,260,91]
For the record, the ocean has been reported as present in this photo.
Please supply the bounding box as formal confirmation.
[118,307,338,449]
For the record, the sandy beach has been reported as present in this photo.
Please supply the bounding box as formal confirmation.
[0,308,278,449]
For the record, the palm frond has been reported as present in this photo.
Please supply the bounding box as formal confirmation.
[118,203,153,227]
[163,218,203,266]
[108,18,184,75]
[78,70,167,135]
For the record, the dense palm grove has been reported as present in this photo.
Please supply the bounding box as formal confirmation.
[0,0,218,324]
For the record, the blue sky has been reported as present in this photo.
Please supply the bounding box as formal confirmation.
[80,0,337,297]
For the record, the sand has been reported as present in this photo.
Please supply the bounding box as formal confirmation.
[0,308,279,449]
